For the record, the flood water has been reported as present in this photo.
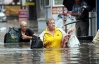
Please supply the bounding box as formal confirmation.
[0,42,98,64]
[0,21,99,64]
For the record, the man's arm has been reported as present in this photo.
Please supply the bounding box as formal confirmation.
[71,12,81,16]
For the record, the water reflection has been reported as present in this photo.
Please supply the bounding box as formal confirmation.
[80,43,96,64]
[4,42,30,48]
[43,49,62,64]
[66,48,80,64]
[0,42,97,64]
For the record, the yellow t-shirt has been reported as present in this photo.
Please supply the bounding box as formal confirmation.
[43,28,63,48]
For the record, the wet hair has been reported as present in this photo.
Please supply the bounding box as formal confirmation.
[46,18,55,25]
[20,21,28,26]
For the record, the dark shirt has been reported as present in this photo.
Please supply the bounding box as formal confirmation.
[19,28,34,42]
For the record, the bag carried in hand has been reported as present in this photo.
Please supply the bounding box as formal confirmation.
[30,35,43,49]
[68,33,80,47]
[5,27,20,43]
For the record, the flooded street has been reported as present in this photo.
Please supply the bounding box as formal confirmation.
[0,43,98,64]
[0,21,99,64]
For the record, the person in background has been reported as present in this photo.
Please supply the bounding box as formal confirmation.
[71,0,90,36]
[55,14,64,29]
[39,18,70,48]
[63,13,76,34]
[19,21,35,42]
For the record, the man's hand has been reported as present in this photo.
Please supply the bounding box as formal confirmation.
[83,5,87,8]
[78,13,81,16]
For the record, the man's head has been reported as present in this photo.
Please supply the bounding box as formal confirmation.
[75,0,82,5]
[20,21,28,32]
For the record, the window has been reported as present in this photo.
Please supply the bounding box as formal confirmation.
[53,0,63,6]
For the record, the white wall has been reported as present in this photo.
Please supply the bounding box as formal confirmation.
[89,12,97,36]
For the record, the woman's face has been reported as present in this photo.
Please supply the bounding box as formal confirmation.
[20,24,28,32]
[47,20,55,30]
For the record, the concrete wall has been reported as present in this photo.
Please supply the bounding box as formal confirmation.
[89,12,97,36]
[37,18,47,33]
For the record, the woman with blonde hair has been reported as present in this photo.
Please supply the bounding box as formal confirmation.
[4,21,35,43]
[19,21,34,42]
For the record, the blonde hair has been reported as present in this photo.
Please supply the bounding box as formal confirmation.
[20,21,28,26]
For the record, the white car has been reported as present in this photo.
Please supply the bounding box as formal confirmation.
[0,5,7,22]
[0,9,7,22]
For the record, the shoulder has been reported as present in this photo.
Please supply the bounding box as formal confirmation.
[26,28,34,34]
[73,3,77,7]
[58,28,64,32]
[26,28,32,32]
[82,1,87,3]
[82,1,87,5]
[57,28,66,34]
[18,28,32,32]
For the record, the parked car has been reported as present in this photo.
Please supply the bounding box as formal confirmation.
[0,9,7,22]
